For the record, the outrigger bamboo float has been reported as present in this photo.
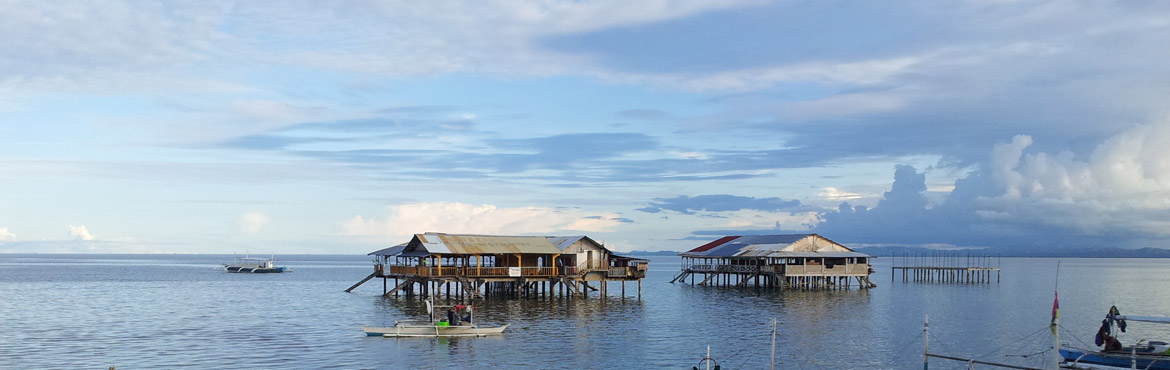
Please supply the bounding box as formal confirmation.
[361,300,507,338]
[672,234,876,290]
[347,233,649,299]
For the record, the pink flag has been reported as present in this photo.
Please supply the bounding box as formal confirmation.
[1051,291,1060,325]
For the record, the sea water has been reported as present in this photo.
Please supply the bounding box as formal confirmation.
[1,254,1169,369]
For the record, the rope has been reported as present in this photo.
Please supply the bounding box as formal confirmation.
[971,325,1051,359]
[889,329,928,362]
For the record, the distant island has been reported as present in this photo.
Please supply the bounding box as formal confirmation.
[854,245,1170,258]
[624,250,682,256]
[619,246,1170,258]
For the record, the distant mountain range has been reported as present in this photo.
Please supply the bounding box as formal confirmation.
[625,246,1170,258]
[854,245,1170,258]
[624,250,682,256]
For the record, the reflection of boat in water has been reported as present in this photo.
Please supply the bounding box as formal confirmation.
[362,300,507,338]
[224,255,288,273]
[1061,306,1170,370]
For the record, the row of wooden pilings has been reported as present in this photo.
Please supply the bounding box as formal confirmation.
[890,252,1002,284]
[891,267,1000,283]
[383,276,642,300]
[674,271,876,290]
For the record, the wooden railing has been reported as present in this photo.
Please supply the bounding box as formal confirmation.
[783,263,868,276]
[382,264,641,278]
[683,263,870,276]
[386,265,568,278]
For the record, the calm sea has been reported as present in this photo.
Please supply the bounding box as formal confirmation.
[1,254,1169,369]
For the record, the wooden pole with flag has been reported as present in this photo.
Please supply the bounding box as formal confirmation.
[1052,261,1061,370]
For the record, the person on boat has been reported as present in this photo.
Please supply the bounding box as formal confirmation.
[457,305,471,323]
[1096,319,1123,351]
[447,307,458,326]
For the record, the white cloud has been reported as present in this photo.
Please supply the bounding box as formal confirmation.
[0,227,15,241]
[674,151,708,160]
[343,202,624,241]
[240,212,269,234]
[68,225,95,241]
[604,56,922,93]
[819,187,863,201]
[984,118,1170,235]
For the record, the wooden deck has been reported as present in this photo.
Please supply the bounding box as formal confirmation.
[358,263,648,300]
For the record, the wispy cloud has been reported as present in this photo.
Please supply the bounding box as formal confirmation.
[240,212,269,234]
[0,227,14,241]
[342,202,626,242]
[640,194,812,215]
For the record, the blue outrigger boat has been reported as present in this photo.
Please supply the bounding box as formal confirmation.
[1061,306,1170,370]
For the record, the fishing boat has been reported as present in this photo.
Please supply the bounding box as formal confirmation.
[1061,306,1170,370]
[223,254,288,273]
[361,301,507,338]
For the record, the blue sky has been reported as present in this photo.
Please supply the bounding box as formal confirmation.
[3,1,1170,253]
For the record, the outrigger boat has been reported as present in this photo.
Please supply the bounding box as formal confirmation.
[223,254,288,273]
[1061,306,1170,370]
[361,300,507,338]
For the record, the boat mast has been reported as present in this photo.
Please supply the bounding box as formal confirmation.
[923,314,929,370]
[1051,261,1060,370]
[770,318,777,370]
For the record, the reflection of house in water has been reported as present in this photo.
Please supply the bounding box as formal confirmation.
[346,233,648,299]
[672,234,876,290]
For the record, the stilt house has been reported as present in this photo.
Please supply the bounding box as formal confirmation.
[348,232,648,299]
[672,234,876,289]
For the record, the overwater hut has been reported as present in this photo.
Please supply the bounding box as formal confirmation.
[671,234,876,290]
[347,232,648,299]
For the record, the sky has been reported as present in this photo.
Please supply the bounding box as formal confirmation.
[3,1,1170,254]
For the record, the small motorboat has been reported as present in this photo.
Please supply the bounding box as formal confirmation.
[362,301,507,338]
[224,254,288,273]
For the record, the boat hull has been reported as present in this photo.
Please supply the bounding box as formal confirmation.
[225,266,287,273]
[1062,348,1170,369]
[361,324,508,337]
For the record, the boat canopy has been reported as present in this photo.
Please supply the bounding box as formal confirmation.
[1116,315,1170,324]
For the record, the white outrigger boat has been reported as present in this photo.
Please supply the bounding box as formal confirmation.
[361,300,508,338]
[223,254,287,273]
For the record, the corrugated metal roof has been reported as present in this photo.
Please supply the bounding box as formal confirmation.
[368,243,407,256]
[684,235,739,253]
[409,233,562,255]
[547,236,586,251]
[610,253,650,262]
[680,234,870,258]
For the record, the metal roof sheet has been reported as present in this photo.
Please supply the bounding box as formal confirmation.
[411,233,562,255]
[680,234,869,258]
[684,235,739,253]
[368,243,407,256]
[546,236,586,251]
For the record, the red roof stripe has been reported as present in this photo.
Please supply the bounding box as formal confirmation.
[686,235,740,253]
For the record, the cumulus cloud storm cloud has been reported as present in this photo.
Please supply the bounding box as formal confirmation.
[68,225,95,241]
